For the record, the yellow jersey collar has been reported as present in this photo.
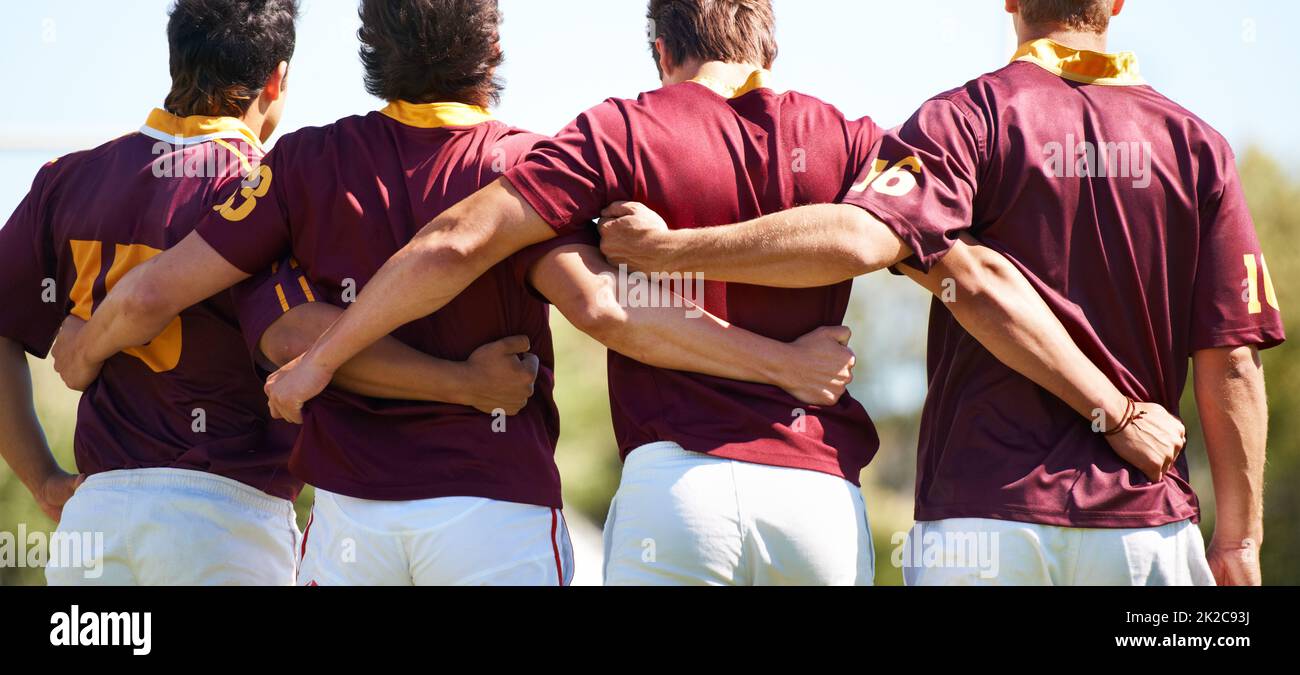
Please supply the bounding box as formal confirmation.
[140,109,264,151]
[689,69,777,99]
[1012,39,1144,86]
[380,101,495,129]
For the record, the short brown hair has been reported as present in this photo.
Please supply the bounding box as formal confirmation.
[165,0,299,118]
[647,0,777,70]
[358,0,504,107]
[1018,0,1115,33]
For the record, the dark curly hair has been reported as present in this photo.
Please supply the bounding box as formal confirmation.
[164,0,299,118]
[359,0,505,107]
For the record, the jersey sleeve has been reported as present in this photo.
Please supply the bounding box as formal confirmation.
[840,96,985,272]
[0,164,66,357]
[193,149,292,275]
[1188,154,1286,353]
[839,116,886,197]
[492,129,548,168]
[504,101,632,236]
[229,257,321,360]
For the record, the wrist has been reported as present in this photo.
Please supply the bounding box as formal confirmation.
[301,345,340,378]
[21,463,63,498]
[655,229,691,273]
[1210,520,1264,550]
[1095,389,1130,432]
[63,334,93,370]
[761,342,798,391]
[440,361,480,407]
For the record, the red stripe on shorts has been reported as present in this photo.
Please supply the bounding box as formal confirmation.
[550,508,564,587]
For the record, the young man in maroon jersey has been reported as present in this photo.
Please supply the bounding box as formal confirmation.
[54,0,855,586]
[599,0,1284,585]
[255,0,1182,585]
[0,0,536,586]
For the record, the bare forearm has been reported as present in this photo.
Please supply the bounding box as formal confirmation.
[77,233,252,366]
[289,338,477,404]
[304,240,476,374]
[1195,347,1267,545]
[262,182,556,423]
[261,304,478,404]
[537,245,794,387]
[660,204,908,288]
[78,264,178,364]
[0,340,61,492]
[600,301,791,387]
[904,238,1127,423]
[335,348,474,404]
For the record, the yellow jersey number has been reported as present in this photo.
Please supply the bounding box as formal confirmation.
[213,164,273,222]
[68,240,183,373]
[850,156,923,196]
[1243,253,1280,315]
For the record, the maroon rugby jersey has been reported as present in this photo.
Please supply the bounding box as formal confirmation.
[195,102,585,507]
[507,71,884,482]
[0,110,300,500]
[842,40,1287,528]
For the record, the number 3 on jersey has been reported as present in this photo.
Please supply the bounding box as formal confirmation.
[214,164,272,222]
[68,240,183,372]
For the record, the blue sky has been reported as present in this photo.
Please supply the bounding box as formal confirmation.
[1,0,1298,155]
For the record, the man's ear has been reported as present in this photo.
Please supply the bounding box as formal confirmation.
[264,61,289,101]
[654,37,675,79]
[1112,0,1125,16]
[1004,0,1019,14]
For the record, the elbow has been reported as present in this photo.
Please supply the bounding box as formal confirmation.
[841,208,904,277]
[566,280,631,347]
[573,301,631,347]
[1220,346,1263,382]
[842,248,878,280]
[1194,345,1263,384]
[117,273,177,326]
[432,231,481,269]
[397,219,492,308]
[410,214,489,275]
[968,256,1019,300]
[259,304,337,367]
[939,248,1019,305]
[260,323,316,368]
[407,238,470,283]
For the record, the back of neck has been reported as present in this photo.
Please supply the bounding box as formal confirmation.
[678,60,766,88]
[1019,26,1109,53]
[240,106,270,145]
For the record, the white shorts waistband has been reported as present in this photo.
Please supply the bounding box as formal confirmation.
[81,468,292,515]
[624,441,716,472]
[625,441,857,487]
